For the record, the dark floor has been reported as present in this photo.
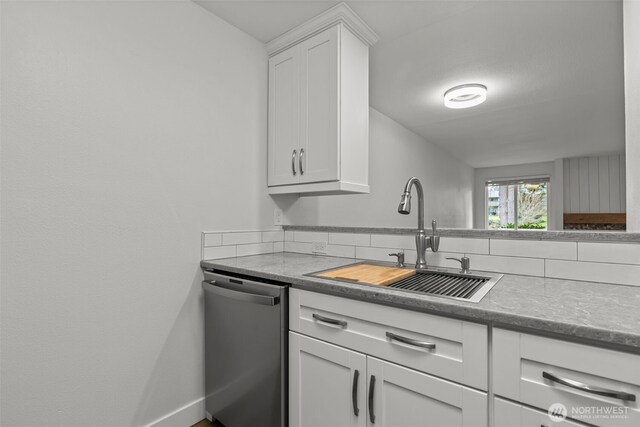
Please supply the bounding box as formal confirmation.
[191,419,224,427]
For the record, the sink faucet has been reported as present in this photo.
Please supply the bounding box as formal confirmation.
[398,177,439,269]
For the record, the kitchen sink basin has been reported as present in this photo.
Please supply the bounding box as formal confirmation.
[387,269,502,303]
[308,263,502,303]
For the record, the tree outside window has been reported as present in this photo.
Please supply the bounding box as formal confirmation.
[486,178,548,230]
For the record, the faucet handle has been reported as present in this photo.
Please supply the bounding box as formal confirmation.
[446,256,470,274]
[429,219,440,252]
[429,235,440,252]
[388,252,405,268]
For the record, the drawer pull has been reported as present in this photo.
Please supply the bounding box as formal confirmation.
[386,332,436,350]
[352,369,360,416]
[312,313,347,328]
[542,371,636,402]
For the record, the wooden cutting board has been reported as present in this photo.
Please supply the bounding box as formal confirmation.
[317,264,416,286]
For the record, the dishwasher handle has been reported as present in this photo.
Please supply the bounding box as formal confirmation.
[203,280,279,306]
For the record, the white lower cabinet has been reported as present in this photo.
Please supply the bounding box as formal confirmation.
[289,331,366,427]
[493,328,640,427]
[367,356,487,427]
[494,397,589,427]
[289,288,488,391]
[290,332,488,427]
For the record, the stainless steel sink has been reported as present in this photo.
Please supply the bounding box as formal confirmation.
[307,263,502,303]
[387,269,502,303]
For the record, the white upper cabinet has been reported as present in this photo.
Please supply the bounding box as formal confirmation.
[268,47,300,186]
[267,3,378,195]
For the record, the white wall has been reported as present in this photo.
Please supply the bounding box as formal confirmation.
[284,108,474,228]
[562,154,626,214]
[0,1,273,426]
[625,0,640,232]
[473,162,556,229]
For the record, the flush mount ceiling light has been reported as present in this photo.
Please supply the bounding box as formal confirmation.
[444,84,487,109]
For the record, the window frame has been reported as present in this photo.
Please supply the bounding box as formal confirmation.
[485,176,551,230]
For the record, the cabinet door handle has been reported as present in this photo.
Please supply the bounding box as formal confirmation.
[542,371,636,402]
[352,369,360,416]
[312,313,347,328]
[368,375,376,424]
[292,149,297,175]
[299,148,304,175]
[386,331,436,350]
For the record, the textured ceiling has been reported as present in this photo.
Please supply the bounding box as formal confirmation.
[195,0,625,168]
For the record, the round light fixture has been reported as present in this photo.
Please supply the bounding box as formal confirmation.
[444,84,487,109]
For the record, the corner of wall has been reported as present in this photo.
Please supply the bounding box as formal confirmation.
[624,0,640,232]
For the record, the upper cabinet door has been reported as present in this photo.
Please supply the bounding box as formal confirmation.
[298,25,340,184]
[268,48,300,186]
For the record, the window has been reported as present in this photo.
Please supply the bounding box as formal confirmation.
[486,177,549,230]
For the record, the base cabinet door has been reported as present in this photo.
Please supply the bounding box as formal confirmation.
[289,332,367,427]
[367,356,488,427]
[290,332,488,427]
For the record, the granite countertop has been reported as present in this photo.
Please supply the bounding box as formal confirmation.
[200,252,640,352]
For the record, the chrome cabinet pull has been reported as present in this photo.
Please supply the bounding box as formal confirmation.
[386,331,436,350]
[312,313,347,328]
[352,369,360,416]
[542,371,636,402]
[292,149,297,175]
[299,148,304,175]
[368,375,376,423]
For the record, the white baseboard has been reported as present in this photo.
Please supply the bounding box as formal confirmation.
[143,397,205,427]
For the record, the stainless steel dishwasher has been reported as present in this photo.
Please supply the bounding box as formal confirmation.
[202,269,288,427]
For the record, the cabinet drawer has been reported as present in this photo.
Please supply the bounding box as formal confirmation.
[289,288,488,390]
[494,397,589,427]
[493,328,640,427]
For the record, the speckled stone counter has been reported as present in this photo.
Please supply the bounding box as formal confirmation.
[283,225,640,242]
[200,252,640,351]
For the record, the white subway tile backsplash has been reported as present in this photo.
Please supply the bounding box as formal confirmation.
[202,228,638,289]
[202,228,284,260]
[325,244,356,258]
[329,232,370,247]
[469,254,545,276]
[401,250,418,265]
[490,239,577,260]
[203,233,222,247]
[285,241,314,254]
[546,259,640,286]
[294,231,328,243]
[222,231,262,245]
[425,252,467,269]
[370,234,414,250]
[262,230,284,242]
[203,245,236,260]
[236,242,274,257]
[439,237,488,254]
[356,246,397,263]
[578,242,640,265]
